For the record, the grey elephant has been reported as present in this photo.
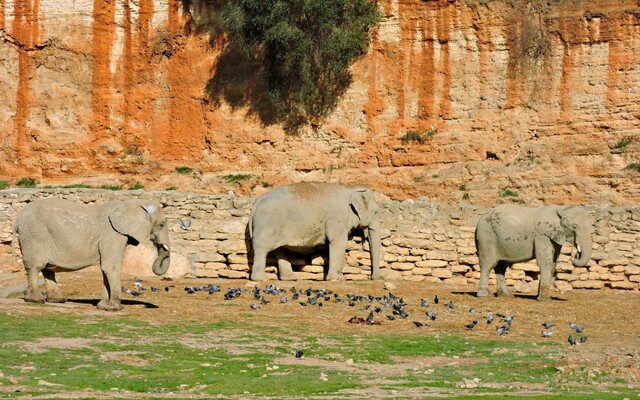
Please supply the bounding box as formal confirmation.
[475,204,592,301]
[15,198,171,310]
[248,182,381,281]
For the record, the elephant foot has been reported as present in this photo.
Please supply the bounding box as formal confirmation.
[476,288,495,298]
[537,293,552,301]
[250,272,268,282]
[496,290,513,298]
[97,300,123,311]
[24,292,46,303]
[371,272,382,281]
[326,273,345,282]
[279,273,297,281]
[46,296,67,303]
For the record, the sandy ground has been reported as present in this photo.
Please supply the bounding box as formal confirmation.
[1,268,639,386]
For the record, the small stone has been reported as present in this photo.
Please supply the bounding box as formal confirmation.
[383,282,397,290]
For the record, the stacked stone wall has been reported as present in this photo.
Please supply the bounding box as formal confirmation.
[1,189,639,292]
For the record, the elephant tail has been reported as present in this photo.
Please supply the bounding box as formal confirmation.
[11,223,22,265]
[247,208,254,239]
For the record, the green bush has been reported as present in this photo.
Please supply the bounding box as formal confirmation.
[61,183,93,189]
[0,181,8,190]
[400,127,437,144]
[613,136,635,150]
[219,0,380,125]
[128,183,145,190]
[16,178,37,188]
[462,192,470,200]
[623,163,640,171]
[222,174,252,184]
[499,188,518,197]
[175,166,193,174]
[165,186,178,191]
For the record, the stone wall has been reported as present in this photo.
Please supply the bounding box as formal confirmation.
[1,189,639,293]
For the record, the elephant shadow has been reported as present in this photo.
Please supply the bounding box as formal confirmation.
[67,299,160,309]
[450,290,568,301]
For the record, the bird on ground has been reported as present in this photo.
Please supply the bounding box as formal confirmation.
[465,320,478,330]
[413,321,424,327]
[568,336,577,346]
[420,298,429,307]
[177,218,191,231]
[250,304,260,310]
[426,311,437,321]
[496,327,506,335]
[485,314,494,324]
[446,301,455,309]
[569,323,584,333]
[151,287,159,293]
[541,331,553,337]
[295,350,304,358]
[279,297,288,303]
[434,295,439,304]
[579,336,588,343]
[541,323,554,329]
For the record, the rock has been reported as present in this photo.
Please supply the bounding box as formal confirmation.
[122,244,192,279]
[383,281,397,290]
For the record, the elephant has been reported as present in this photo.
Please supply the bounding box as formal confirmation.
[475,204,592,301]
[14,198,171,311]
[248,182,381,281]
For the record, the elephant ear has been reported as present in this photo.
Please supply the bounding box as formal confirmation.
[109,202,154,244]
[349,188,373,223]
[535,208,567,245]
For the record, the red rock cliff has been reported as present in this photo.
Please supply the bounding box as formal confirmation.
[0,0,639,203]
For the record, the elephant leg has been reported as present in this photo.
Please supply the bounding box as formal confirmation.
[495,262,512,297]
[326,236,347,281]
[536,240,559,301]
[477,255,497,298]
[275,249,295,281]
[24,264,45,303]
[43,270,66,303]
[251,246,269,281]
[97,267,123,311]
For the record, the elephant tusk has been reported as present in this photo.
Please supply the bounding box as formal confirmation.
[162,244,170,252]
[576,244,581,258]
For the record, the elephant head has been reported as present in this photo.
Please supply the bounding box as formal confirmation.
[537,206,592,267]
[109,202,171,275]
[349,188,381,279]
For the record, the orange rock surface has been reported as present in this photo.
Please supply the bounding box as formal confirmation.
[0,0,639,203]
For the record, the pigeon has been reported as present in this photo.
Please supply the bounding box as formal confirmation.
[446,301,454,309]
[150,287,159,293]
[133,277,142,283]
[485,314,494,324]
[386,315,395,321]
[348,302,356,307]
[130,291,142,297]
[568,336,577,346]
[465,320,478,330]
[413,321,424,327]
[426,311,437,321]
[469,308,477,314]
[279,297,288,303]
[366,311,375,324]
[579,336,588,343]
[541,323,554,329]
[359,305,371,311]
[434,295,439,304]
[292,293,300,300]
[541,330,553,337]
[164,287,170,292]
[250,304,260,310]
[502,322,512,331]
[295,350,304,358]
[177,218,191,231]
[134,282,145,291]
[420,298,430,307]
[502,316,514,323]
[496,326,506,335]
[569,323,584,333]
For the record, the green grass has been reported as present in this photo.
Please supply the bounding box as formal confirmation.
[613,136,635,150]
[222,174,252,184]
[0,314,631,399]
[128,183,144,190]
[60,183,93,189]
[175,166,193,174]
[499,188,519,197]
[0,180,9,190]
[623,163,640,171]
[100,185,122,191]
[401,127,437,144]
[16,177,37,188]
[165,186,178,191]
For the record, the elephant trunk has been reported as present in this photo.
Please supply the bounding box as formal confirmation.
[367,224,381,280]
[572,233,592,267]
[152,244,171,275]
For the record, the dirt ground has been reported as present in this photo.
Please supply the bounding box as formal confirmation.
[1,268,640,387]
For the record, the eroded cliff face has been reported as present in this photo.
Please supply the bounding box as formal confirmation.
[0,0,639,203]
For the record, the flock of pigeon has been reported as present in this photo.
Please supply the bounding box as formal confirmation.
[127,279,588,346]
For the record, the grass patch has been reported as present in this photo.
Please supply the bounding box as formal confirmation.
[222,174,252,184]
[128,183,144,190]
[613,136,635,150]
[100,185,122,191]
[623,163,640,171]
[401,127,437,144]
[60,183,93,189]
[463,192,470,200]
[175,166,193,174]
[0,180,9,190]
[499,188,519,197]
[165,186,178,191]
[16,177,37,188]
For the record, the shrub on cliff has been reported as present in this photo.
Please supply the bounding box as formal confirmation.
[186,0,379,130]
